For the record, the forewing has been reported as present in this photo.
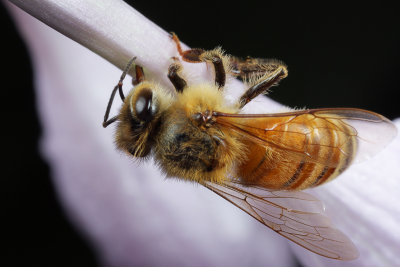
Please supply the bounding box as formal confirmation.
[203,180,359,260]
[310,108,397,163]
[215,108,396,166]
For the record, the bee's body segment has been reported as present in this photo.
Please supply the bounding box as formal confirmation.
[103,33,396,260]
[154,85,245,184]
[215,111,359,190]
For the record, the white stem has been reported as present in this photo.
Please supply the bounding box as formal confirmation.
[7,0,187,87]
[7,0,282,110]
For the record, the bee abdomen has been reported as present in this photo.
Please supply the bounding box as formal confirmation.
[284,118,357,190]
[238,116,357,190]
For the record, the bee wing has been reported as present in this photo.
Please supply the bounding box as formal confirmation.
[214,108,396,167]
[203,180,359,260]
[310,108,397,163]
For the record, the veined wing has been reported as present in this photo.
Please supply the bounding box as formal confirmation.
[214,108,396,167]
[203,180,359,260]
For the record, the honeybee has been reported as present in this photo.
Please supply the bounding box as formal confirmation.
[103,33,397,260]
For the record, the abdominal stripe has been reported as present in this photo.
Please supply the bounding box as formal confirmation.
[251,153,267,174]
[283,161,305,188]
[246,152,269,184]
[312,123,334,186]
[312,165,330,186]
[338,135,356,175]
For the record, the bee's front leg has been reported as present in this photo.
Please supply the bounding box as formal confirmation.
[168,58,187,93]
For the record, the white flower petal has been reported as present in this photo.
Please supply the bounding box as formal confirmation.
[7,1,294,266]
[292,119,400,266]
[7,1,400,266]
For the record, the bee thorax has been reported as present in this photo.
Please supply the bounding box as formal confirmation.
[192,110,216,129]
[154,109,244,184]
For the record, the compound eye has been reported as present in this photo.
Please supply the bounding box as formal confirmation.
[134,88,154,122]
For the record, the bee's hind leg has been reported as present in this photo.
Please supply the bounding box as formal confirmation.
[171,32,226,89]
[235,58,288,109]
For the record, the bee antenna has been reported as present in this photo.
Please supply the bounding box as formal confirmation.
[120,56,137,84]
[103,56,137,128]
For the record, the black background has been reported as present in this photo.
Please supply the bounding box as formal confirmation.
[2,1,399,266]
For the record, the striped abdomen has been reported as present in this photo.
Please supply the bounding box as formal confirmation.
[229,113,358,190]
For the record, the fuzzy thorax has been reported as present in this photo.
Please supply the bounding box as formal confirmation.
[177,83,238,115]
[154,84,247,184]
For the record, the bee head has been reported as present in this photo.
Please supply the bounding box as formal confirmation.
[115,83,167,158]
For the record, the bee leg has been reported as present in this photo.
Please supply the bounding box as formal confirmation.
[230,57,286,80]
[171,32,225,88]
[201,50,226,88]
[238,63,288,109]
[171,32,205,63]
[168,59,187,93]
[132,65,145,86]
[103,57,136,128]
